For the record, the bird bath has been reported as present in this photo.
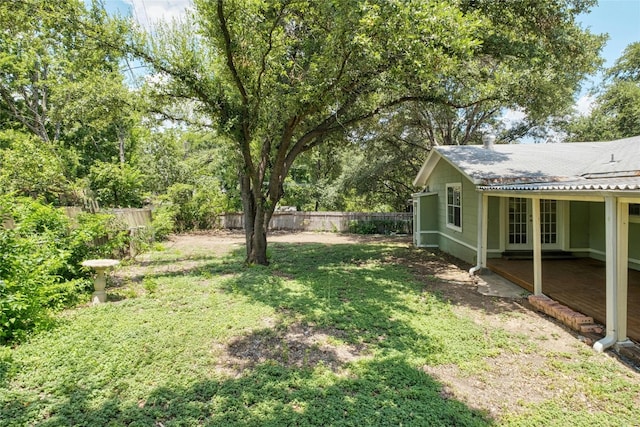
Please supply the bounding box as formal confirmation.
[82,259,120,304]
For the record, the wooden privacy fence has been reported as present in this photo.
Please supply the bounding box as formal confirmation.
[109,208,152,228]
[220,211,412,234]
[0,207,151,232]
[4,207,411,235]
[59,207,152,229]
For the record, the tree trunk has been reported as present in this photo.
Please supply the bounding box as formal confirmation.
[240,171,270,265]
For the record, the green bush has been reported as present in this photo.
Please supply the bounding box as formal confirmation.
[0,130,71,204]
[348,220,378,234]
[88,161,144,208]
[150,204,177,241]
[0,195,131,343]
[159,181,226,232]
[348,219,410,235]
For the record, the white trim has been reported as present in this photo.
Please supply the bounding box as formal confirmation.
[412,191,438,197]
[617,201,629,342]
[618,197,640,204]
[569,247,604,255]
[413,199,419,246]
[505,197,531,250]
[446,183,463,232]
[481,191,604,202]
[416,230,477,251]
[413,151,442,187]
[569,248,640,269]
[440,231,476,251]
[532,196,542,295]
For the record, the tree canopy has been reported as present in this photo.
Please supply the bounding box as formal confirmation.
[565,41,640,141]
[0,0,139,204]
[122,0,604,264]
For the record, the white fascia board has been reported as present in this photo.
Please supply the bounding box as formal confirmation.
[411,191,437,198]
[413,150,441,187]
[413,149,481,188]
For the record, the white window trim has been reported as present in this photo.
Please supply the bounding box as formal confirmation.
[446,183,462,232]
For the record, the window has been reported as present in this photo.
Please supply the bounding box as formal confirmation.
[630,204,640,217]
[446,183,462,231]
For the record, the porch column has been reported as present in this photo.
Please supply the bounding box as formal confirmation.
[413,196,421,247]
[596,196,620,351]
[616,201,631,345]
[475,193,488,269]
[531,197,542,295]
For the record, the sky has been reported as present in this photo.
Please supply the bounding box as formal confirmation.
[105,0,639,114]
[576,0,640,112]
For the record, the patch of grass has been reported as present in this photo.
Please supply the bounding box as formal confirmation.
[0,241,639,426]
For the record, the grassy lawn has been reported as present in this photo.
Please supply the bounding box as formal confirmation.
[1,240,639,426]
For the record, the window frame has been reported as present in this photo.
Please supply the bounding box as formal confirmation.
[630,203,640,224]
[446,183,462,232]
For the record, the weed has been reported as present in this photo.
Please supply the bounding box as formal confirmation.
[142,278,159,294]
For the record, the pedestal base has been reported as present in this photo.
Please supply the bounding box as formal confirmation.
[92,290,107,304]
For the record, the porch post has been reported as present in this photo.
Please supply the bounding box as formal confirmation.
[531,197,542,295]
[481,194,488,268]
[599,196,619,350]
[476,193,488,269]
[617,201,631,345]
[413,195,421,247]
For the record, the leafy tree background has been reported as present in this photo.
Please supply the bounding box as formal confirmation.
[0,0,607,265]
[118,0,603,264]
[565,41,640,141]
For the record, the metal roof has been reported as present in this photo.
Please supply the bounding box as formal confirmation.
[424,135,640,192]
[477,176,640,192]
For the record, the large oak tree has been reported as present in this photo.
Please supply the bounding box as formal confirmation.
[128,0,603,264]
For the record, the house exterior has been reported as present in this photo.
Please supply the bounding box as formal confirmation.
[412,135,640,352]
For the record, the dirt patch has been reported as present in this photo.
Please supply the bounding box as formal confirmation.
[213,322,367,376]
[163,229,411,254]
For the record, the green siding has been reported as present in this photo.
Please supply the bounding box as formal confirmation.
[589,202,605,254]
[570,201,590,249]
[423,159,478,264]
[419,194,438,229]
[487,196,501,251]
[417,194,438,246]
[570,201,640,269]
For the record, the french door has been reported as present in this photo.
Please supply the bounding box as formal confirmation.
[507,198,560,250]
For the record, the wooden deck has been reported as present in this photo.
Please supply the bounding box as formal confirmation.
[487,257,640,342]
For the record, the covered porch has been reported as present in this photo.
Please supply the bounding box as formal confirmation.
[475,192,639,351]
[487,257,640,342]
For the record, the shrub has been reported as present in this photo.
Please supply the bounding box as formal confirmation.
[348,219,410,235]
[159,181,227,233]
[0,195,131,343]
[150,204,177,241]
[88,161,145,208]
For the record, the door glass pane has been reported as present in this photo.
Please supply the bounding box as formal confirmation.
[508,198,527,244]
[540,200,557,244]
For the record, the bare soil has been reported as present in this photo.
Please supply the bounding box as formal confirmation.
[131,230,640,418]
